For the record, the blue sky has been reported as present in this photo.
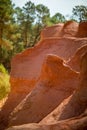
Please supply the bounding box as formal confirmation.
[12,0,87,16]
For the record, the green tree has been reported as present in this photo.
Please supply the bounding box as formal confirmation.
[0,0,14,69]
[0,1,24,70]
[14,7,24,24]
[50,13,66,24]
[30,4,50,45]
[0,0,14,43]
[36,4,50,26]
[22,1,35,47]
[72,5,87,22]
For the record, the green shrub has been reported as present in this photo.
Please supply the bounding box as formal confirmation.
[0,64,10,100]
[0,64,7,73]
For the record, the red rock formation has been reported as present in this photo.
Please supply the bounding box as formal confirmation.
[41,21,79,39]
[6,109,87,130]
[0,21,87,130]
[11,37,87,92]
[41,23,64,39]
[67,44,87,72]
[40,52,87,124]
[61,21,79,37]
[77,22,87,37]
[9,55,79,126]
[6,52,87,130]
[10,22,87,98]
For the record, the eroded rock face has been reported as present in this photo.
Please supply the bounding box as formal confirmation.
[6,109,87,130]
[6,52,87,130]
[10,21,87,98]
[61,21,79,37]
[41,21,87,39]
[40,52,87,124]
[41,23,64,39]
[11,38,87,92]
[0,21,87,130]
[67,44,87,72]
[77,22,87,37]
[9,55,79,126]
[41,21,79,39]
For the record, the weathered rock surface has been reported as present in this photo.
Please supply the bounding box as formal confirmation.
[61,21,79,37]
[3,36,85,123]
[41,21,79,39]
[6,109,87,130]
[10,21,87,96]
[0,21,87,130]
[9,55,79,126]
[67,44,87,72]
[9,22,87,105]
[10,37,87,92]
[41,23,64,39]
[40,52,87,124]
[77,21,87,37]
[11,38,86,79]
[6,52,87,130]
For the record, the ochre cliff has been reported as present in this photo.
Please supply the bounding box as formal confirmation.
[6,52,87,130]
[0,21,87,130]
[67,44,87,72]
[40,52,87,124]
[9,55,79,126]
[9,37,87,103]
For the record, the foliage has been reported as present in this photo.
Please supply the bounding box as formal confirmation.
[0,64,7,73]
[72,5,87,22]
[0,64,10,100]
[0,0,25,69]
[21,1,35,47]
[50,13,66,24]
[0,0,14,40]
[36,4,50,26]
